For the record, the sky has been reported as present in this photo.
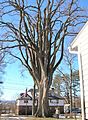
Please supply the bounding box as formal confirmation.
[0,0,88,101]
[1,61,34,100]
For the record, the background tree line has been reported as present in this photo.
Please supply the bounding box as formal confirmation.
[53,51,80,115]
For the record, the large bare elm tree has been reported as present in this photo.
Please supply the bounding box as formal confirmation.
[0,0,87,117]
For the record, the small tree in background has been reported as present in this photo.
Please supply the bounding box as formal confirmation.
[0,44,6,116]
[53,51,80,117]
[0,0,87,117]
[0,44,6,97]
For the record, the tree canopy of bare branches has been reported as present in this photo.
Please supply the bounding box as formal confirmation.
[0,0,88,117]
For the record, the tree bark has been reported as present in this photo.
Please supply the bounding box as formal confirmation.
[42,84,49,117]
[35,79,49,117]
[32,83,36,116]
[35,84,43,117]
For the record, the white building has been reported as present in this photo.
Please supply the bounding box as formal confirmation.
[16,89,34,115]
[69,21,88,120]
[16,88,64,115]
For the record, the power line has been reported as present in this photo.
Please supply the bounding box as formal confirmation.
[2,81,34,86]
[2,86,33,91]
[2,84,33,87]
[3,87,25,91]
[2,85,33,90]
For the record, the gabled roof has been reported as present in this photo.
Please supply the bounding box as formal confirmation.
[18,88,32,100]
[70,21,88,49]
[17,88,65,101]
[48,95,64,100]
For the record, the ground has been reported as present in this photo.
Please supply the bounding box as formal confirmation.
[0,114,81,120]
[0,116,27,120]
[26,117,81,120]
[0,116,82,120]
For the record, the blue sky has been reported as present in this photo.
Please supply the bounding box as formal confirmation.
[1,61,34,100]
[0,0,88,101]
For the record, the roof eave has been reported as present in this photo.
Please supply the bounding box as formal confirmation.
[69,21,88,53]
[68,46,78,54]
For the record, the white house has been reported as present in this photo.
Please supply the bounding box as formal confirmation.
[16,88,64,115]
[69,21,88,120]
[16,89,37,115]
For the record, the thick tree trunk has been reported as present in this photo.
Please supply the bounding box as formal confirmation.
[35,79,49,117]
[42,85,49,117]
[35,84,43,117]
[32,83,36,115]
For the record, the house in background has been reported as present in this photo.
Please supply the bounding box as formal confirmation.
[16,89,37,115]
[69,21,88,120]
[48,88,64,114]
[16,88,64,116]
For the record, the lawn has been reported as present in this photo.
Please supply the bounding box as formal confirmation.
[26,117,57,120]
[26,117,81,120]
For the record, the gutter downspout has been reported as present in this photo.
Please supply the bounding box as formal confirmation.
[68,46,85,120]
[78,52,85,120]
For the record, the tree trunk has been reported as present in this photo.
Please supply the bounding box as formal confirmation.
[32,83,36,116]
[42,84,49,117]
[35,79,49,117]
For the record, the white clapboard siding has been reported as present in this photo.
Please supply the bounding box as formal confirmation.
[86,107,88,119]
[70,21,88,120]
[17,99,64,107]
[17,99,33,106]
[83,74,88,80]
[49,100,64,106]
[78,23,88,119]
[85,102,88,107]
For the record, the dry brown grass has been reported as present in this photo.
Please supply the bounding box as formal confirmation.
[26,117,59,120]
[26,117,81,120]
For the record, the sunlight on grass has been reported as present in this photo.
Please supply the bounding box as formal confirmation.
[26,117,80,120]
[26,117,59,120]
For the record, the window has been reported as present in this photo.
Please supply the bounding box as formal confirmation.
[57,100,59,104]
[24,100,28,103]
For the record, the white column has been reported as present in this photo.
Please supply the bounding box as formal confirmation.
[78,50,85,120]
